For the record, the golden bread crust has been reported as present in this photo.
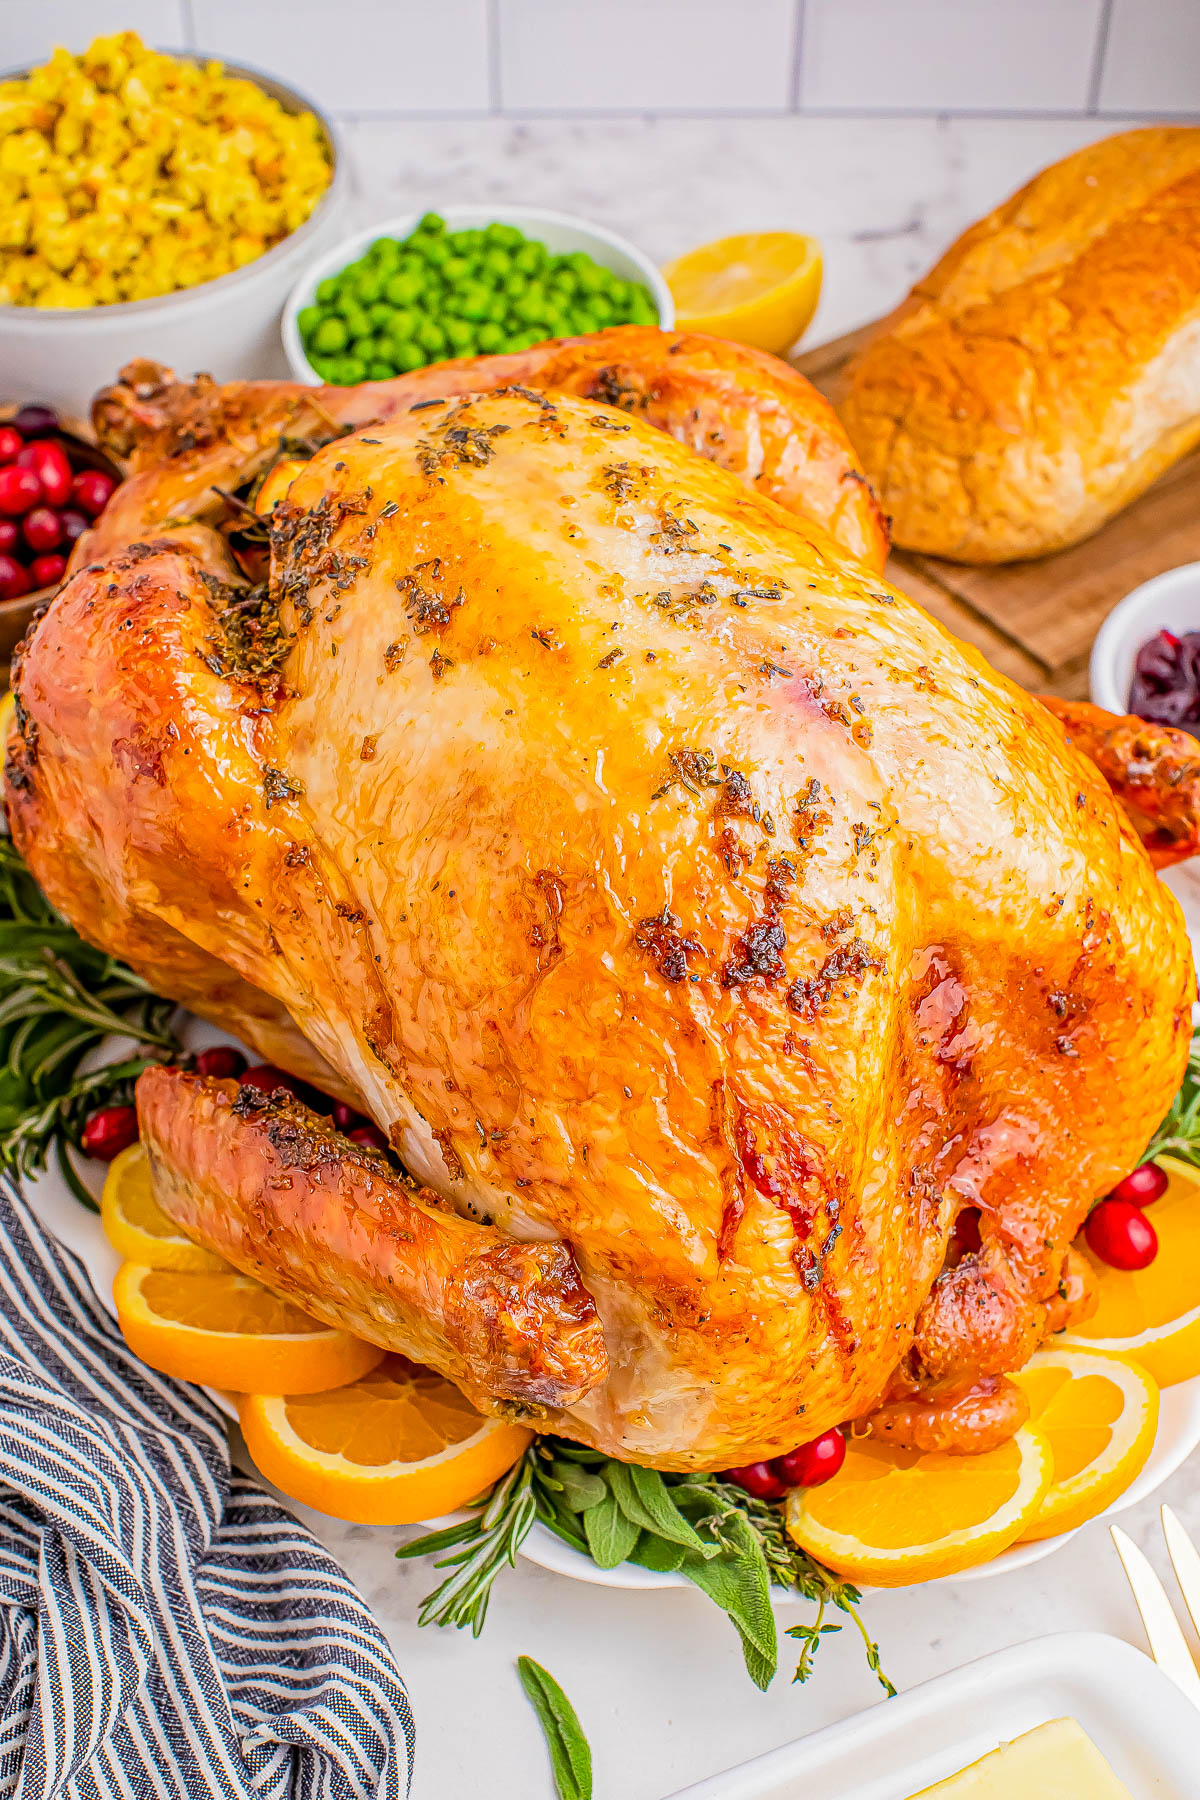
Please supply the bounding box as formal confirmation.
[840,128,1200,562]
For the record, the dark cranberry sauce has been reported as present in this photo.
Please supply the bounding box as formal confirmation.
[1129,629,1200,739]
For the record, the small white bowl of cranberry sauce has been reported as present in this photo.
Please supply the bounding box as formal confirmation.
[1091,562,1200,728]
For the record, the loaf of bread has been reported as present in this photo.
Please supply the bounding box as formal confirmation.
[839,128,1200,563]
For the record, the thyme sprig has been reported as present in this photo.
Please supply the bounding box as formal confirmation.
[397,1437,893,1694]
[0,840,182,1203]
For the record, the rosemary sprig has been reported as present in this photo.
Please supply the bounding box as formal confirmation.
[0,840,182,1195]
[398,1437,893,1695]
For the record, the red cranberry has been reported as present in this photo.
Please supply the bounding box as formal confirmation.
[194,1045,248,1080]
[773,1428,847,1488]
[72,469,116,518]
[332,1101,366,1131]
[1109,1162,1169,1208]
[17,440,72,508]
[240,1063,301,1097]
[29,553,66,588]
[22,507,61,554]
[0,466,41,515]
[0,426,22,465]
[80,1103,139,1161]
[1085,1198,1158,1271]
[348,1122,389,1151]
[723,1461,788,1501]
[59,507,90,546]
[12,404,58,436]
[0,555,31,601]
[0,522,17,555]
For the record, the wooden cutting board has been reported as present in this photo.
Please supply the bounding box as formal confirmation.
[795,322,1200,699]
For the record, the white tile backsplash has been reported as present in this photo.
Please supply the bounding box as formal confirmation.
[3,0,1197,120]
[187,0,490,114]
[1099,0,1200,114]
[497,0,797,112]
[799,0,1105,113]
[0,0,186,69]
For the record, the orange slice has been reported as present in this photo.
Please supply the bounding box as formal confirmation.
[101,1143,228,1273]
[1059,1156,1200,1386]
[786,1426,1052,1586]
[662,231,823,355]
[238,1354,533,1524]
[1011,1347,1159,1542]
[113,1262,385,1394]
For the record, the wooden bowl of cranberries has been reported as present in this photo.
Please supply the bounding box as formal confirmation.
[0,402,122,666]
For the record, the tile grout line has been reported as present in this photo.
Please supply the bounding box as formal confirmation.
[789,0,807,113]
[332,104,1200,126]
[1087,0,1115,115]
[486,0,502,116]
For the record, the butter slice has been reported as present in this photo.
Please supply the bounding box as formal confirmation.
[911,1718,1135,1799]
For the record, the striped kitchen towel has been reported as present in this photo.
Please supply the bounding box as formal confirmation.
[0,1176,414,1799]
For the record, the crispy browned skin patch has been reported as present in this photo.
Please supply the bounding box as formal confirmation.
[137,1066,608,1413]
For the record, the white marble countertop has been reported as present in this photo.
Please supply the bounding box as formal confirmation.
[262,111,1195,1799]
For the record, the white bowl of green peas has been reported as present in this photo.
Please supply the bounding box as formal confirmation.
[282,204,674,386]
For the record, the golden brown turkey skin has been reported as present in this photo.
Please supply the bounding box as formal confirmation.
[88,325,889,573]
[8,383,1193,1468]
[137,1067,607,1411]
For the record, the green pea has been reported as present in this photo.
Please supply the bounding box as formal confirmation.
[485,221,522,248]
[574,261,608,295]
[513,241,546,275]
[315,276,340,305]
[307,355,339,382]
[367,358,396,381]
[421,237,450,268]
[312,315,349,354]
[476,246,509,283]
[350,334,377,364]
[417,211,446,235]
[452,281,489,321]
[415,317,447,355]
[297,304,322,340]
[338,355,367,385]
[476,321,503,353]
[443,317,474,352]
[502,269,528,299]
[385,306,418,341]
[367,301,394,329]
[628,289,659,325]
[388,339,423,373]
[353,267,385,304]
[371,237,403,267]
[384,269,422,307]
[438,254,466,284]
[515,285,551,324]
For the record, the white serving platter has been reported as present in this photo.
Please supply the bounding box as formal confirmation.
[661,1631,1200,1800]
[24,1015,1200,1596]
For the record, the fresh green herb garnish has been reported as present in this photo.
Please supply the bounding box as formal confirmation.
[397,1437,893,1694]
[517,1657,592,1800]
[0,839,181,1205]
[1146,1030,1200,1169]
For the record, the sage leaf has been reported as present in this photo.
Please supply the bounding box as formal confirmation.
[550,1460,608,1513]
[607,1461,713,1554]
[628,1533,687,1574]
[582,1491,640,1569]
[677,1515,777,1690]
[517,1656,593,1800]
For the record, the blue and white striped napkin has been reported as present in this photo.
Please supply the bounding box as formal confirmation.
[0,1176,414,1799]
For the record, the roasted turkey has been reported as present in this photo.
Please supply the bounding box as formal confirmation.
[7,327,1195,1469]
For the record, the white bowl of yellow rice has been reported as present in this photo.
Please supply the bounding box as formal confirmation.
[0,35,349,413]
